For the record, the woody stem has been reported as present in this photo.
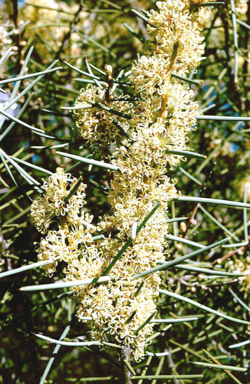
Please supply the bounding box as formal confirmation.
[121,345,132,384]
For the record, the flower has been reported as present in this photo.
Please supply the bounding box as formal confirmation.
[32,0,211,361]
[73,84,153,149]
[147,1,205,72]
[130,55,172,96]
[0,26,11,56]
[238,175,250,201]
[30,168,87,233]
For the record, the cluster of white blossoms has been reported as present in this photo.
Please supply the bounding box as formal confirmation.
[30,168,96,275]
[238,175,250,201]
[226,257,250,292]
[31,1,212,361]
[31,168,88,233]
[19,0,67,61]
[73,77,161,151]
[22,0,59,23]
[0,26,11,57]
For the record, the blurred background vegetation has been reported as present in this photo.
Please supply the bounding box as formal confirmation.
[1,0,250,383]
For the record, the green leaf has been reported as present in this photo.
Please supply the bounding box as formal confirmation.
[159,289,250,325]
[132,238,229,279]
[123,23,144,43]
[39,325,71,384]
[133,281,144,298]
[137,356,153,384]
[199,204,239,242]
[151,317,199,323]
[33,333,101,346]
[10,156,53,176]
[0,93,34,142]
[0,46,13,66]
[64,176,83,203]
[165,149,206,159]
[196,2,225,6]
[56,151,119,171]
[19,276,111,291]
[197,115,250,121]
[63,60,101,79]
[1,149,40,187]
[125,311,137,324]
[134,312,156,335]
[131,9,149,22]
[229,288,250,312]
[175,264,244,277]
[177,195,250,209]
[131,374,203,380]
[230,0,238,83]
[179,167,202,185]
[171,73,202,85]
[0,108,45,133]
[229,340,250,349]
[0,151,18,189]
[192,362,247,372]
[0,257,60,279]
[103,202,161,276]
[3,60,59,113]
[167,234,205,248]
[165,217,188,223]
[236,18,250,30]
[0,66,62,85]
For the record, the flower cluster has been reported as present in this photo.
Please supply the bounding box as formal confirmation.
[31,168,87,233]
[73,84,134,149]
[226,257,250,292]
[31,168,96,274]
[31,168,166,360]
[32,0,212,361]
[238,176,250,201]
[0,26,11,57]
[23,0,58,23]
[19,0,65,61]
[73,76,159,151]
[147,1,205,72]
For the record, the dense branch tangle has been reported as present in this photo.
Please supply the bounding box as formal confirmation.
[30,0,213,362]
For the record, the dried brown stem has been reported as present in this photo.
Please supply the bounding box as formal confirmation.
[212,236,250,266]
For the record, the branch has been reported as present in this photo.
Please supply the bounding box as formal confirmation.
[121,345,132,384]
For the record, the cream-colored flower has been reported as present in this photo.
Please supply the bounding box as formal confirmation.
[74,84,154,149]
[23,0,58,23]
[147,1,205,71]
[30,168,87,233]
[130,55,172,96]
[238,175,250,201]
[32,0,212,361]
[226,256,250,292]
[0,26,11,56]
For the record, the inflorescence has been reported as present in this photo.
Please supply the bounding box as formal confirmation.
[31,0,212,361]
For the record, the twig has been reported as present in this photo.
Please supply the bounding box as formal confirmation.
[121,345,132,384]
[203,349,243,384]
[212,236,250,266]
[10,0,23,70]
[55,0,84,60]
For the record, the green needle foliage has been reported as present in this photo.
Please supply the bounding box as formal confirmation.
[1,0,250,383]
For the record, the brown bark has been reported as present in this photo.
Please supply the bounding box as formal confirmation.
[120,345,132,384]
